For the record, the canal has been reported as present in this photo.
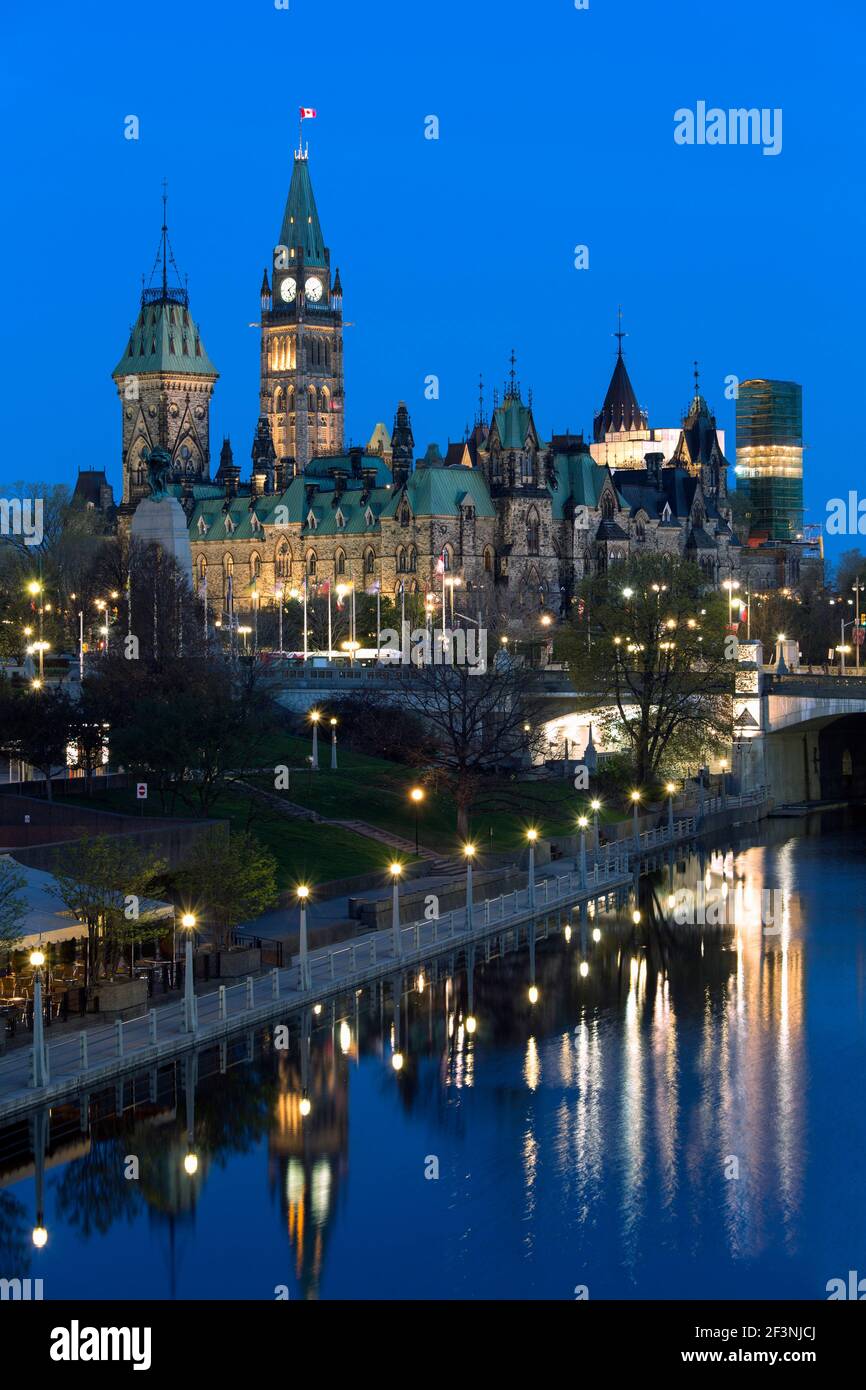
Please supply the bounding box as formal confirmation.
[2,810,864,1300]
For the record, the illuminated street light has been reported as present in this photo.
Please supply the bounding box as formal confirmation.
[464,843,476,929]
[180,913,197,1033]
[297,885,311,990]
[309,709,320,771]
[409,786,425,854]
[390,862,403,957]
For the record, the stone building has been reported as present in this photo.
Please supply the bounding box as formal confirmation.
[110,137,743,626]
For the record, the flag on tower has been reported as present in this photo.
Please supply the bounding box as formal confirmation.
[299,107,317,119]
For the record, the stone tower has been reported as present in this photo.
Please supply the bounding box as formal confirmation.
[260,142,344,473]
[112,199,218,512]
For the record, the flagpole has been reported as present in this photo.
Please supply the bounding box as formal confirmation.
[376,581,381,653]
[441,559,446,645]
[303,579,308,661]
[401,580,405,631]
[328,583,332,660]
[351,582,356,651]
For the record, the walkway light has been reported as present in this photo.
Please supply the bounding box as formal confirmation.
[180,914,197,1034]
[297,886,311,990]
[622,587,634,599]
[409,786,424,853]
[29,948,45,969]
[464,843,476,929]
[309,710,320,771]
[528,984,539,1004]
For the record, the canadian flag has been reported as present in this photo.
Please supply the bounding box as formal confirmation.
[299,107,317,119]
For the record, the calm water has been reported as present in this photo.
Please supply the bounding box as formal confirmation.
[3,812,865,1301]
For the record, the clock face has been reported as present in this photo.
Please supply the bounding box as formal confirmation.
[305,275,324,302]
[280,277,297,303]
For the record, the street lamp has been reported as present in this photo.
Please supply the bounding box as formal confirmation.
[666,781,676,839]
[29,948,47,1087]
[390,862,403,957]
[237,624,252,653]
[577,815,588,887]
[180,913,197,1034]
[630,790,641,851]
[330,716,338,770]
[463,843,476,929]
[409,786,425,854]
[297,885,311,990]
[309,709,320,771]
[526,828,538,909]
[622,587,634,600]
[590,797,601,854]
[528,984,539,1005]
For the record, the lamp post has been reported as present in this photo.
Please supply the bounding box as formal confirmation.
[390,862,403,956]
[526,828,538,909]
[297,886,310,990]
[590,797,601,855]
[631,790,641,852]
[29,948,47,1088]
[330,717,338,770]
[310,710,320,771]
[238,624,252,654]
[275,586,284,655]
[410,786,425,854]
[180,913,197,1034]
[464,843,476,929]
[853,577,862,672]
[666,782,676,839]
[577,816,588,888]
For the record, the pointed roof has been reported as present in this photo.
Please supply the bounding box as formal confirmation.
[594,348,647,441]
[112,290,217,379]
[670,389,730,478]
[279,152,326,264]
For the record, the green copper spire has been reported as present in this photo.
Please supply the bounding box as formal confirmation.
[279,152,326,265]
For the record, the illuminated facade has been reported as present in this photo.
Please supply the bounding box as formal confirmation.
[735,379,803,541]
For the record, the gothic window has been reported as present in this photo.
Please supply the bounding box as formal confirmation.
[527,508,540,555]
[408,546,417,572]
[276,542,291,578]
[250,552,262,580]
[596,549,607,575]
[522,453,534,485]
[274,388,284,415]
[399,501,410,526]
[636,519,646,542]
[483,547,493,573]
[308,387,317,412]
[491,451,502,482]
[335,549,346,576]
[306,550,317,578]
[396,546,407,573]
[601,493,615,521]
[223,554,234,598]
[442,545,453,572]
[196,556,207,591]
[364,548,375,575]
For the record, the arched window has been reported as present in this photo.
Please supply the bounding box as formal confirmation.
[601,493,615,521]
[635,519,646,542]
[274,388,284,416]
[275,541,291,578]
[196,556,207,592]
[223,554,234,598]
[483,547,493,573]
[399,501,410,526]
[442,545,453,572]
[527,508,540,555]
[364,547,375,575]
[396,546,407,573]
[335,549,346,576]
[306,550,317,578]
[308,386,317,412]
[408,546,417,572]
[250,552,262,580]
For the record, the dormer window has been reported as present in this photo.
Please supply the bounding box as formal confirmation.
[365,506,374,527]
[661,502,672,522]
[250,513,261,532]
[399,501,411,526]
[307,509,317,529]
[197,516,208,535]
[335,508,346,529]
[225,515,235,534]
[601,493,615,521]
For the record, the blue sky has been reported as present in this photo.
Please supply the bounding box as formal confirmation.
[3,0,863,562]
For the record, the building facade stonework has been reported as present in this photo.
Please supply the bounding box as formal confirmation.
[112,142,743,623]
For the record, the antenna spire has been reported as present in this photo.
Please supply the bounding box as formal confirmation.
[508,348,517,396]
[161,178,169,299]
[693,359,700,398]
[614,304,626,357]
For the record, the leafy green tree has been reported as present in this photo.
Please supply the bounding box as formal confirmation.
[0,681,74,800]
[0,856,27,954]
[557,555,733,786]
[50,836,168,986]
[170,828,278,951]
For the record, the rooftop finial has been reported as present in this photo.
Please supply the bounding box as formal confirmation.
[477,372,485,424]
[507,348,517,397]
[614,304,626,357]
[693,359,700,398]
[161,178,169,299]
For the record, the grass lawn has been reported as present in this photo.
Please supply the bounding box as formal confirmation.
[54,785,394,889]
[247,732,623,853]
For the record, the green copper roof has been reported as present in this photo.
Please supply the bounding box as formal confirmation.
[279,154,326,264]
[112,295,217,379]
[548,452,618,519]
[492,395,535,449]
[382,468,495,519]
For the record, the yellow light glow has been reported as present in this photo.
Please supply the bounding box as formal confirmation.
[526,828,538,843]
[410,786,425,803]
[630,790,641,803]
[579,961,589,978]
[29,949,45,968]
[578,816,588,829]
[528,984,539,1004]
[391,1051,404,1071]
[666,782,676,794]
[389,861,403,877]
[591,799,601,812]
[310,710,320,723]
[465,1014,477,1034]
[32,1226,48,1249]
[632,910,641,924]
[181,913,196,930]
[183,1153,199,1176]
[297,885,310,900]
[299,1096,312,1117]
[463,842,476,859]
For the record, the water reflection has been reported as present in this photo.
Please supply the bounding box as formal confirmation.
[1,812,864,1299]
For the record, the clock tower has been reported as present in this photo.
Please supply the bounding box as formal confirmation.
[260,143,344,473]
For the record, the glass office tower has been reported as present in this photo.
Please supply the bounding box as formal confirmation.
[735,379,803,541]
